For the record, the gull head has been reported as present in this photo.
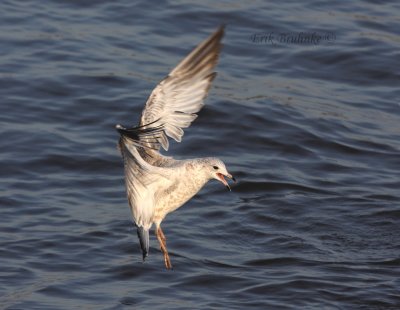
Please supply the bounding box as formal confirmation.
[204,157,236,191]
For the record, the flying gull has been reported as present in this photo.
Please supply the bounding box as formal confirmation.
[116,26,235,269]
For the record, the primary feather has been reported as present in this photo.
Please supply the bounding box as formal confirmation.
[139,26,224,151]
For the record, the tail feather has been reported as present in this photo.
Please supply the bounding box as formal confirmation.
[137,226,149,261]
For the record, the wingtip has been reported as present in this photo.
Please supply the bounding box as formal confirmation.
[211,24,225,41]
[115,124,125,134]
[137,226,150,262]
[115,124,126,135]
[217,24,226,34]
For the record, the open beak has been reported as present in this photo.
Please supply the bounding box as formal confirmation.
[217,173,236,191]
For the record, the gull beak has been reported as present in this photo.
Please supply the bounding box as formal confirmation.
[217,173,236,191]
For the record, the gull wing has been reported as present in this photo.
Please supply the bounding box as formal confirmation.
[139,26,224,151]
[118,125,171,228]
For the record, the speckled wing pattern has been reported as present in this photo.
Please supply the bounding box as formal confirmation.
[139,26,224,151]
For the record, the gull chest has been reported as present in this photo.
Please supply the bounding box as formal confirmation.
[154,172,206,217]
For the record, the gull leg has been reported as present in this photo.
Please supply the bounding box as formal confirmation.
[156,226,172,269]
[159,227,172,269]
[159,227,166,243]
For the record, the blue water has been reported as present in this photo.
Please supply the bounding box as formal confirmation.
[1,0,400,309]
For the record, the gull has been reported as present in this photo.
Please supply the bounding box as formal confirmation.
[115,26,235,269]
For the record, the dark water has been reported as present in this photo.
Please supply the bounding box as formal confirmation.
[1,0,400,309]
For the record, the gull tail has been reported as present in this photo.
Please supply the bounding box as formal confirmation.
[137,226,149,261]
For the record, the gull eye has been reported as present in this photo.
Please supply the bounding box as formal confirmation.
[213,166,219,170]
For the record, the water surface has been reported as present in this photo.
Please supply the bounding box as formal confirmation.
[1,0,400,309]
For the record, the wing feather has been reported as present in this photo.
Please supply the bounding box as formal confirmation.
[118,126,171,229]
[140,26,224,151]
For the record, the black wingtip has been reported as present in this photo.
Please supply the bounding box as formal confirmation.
[115,124,127,135]
[137,226,150,261]
[116,119,164,137]
[116,120,165,150]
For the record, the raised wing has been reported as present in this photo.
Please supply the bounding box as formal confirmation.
[140,26,224,151]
